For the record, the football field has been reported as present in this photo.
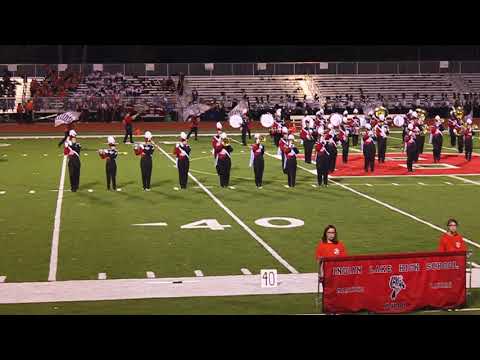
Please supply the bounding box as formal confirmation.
[0,131,479,314]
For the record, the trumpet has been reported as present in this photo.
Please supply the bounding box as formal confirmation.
[415,108,428,122]
[259,135,266,143]
[222,137,231,146]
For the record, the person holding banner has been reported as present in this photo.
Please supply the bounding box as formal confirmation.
[315,225,348,280]
[174,132,191,189]
[438,219,467,252]
[249,134,265,188]
[63,130,81,192]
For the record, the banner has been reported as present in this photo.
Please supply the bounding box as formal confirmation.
[322,251,466,314]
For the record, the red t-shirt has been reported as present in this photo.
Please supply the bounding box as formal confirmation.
[438,233,467,252]
[315,241,347,260]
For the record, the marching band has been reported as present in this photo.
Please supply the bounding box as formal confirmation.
[60,105,478,192]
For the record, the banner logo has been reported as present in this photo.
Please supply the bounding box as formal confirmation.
[389,275,406,300]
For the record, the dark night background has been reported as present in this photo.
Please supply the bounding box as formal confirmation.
[0,45,479,64]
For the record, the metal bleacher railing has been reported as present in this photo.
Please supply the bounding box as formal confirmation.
[2,61,480,77]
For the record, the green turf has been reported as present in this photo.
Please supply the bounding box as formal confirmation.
[0,289,478,315]
[1,133,479,313]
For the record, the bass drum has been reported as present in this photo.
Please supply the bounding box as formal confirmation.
[229,114,243,128]
[260,113,274,128]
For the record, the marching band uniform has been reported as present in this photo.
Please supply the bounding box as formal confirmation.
[315,137,329,186]
[416,121,426,154]
[215,132,233,187]
[338,125,349,163]
[300,120,315,164]
[362,131,375,172]
[455,123,464,154]
[64,130,81,192]
[58,123,75,147]
[187,115,200,141]
[272,118,283,147]
[99,136,118,191]
[284,134,299,187]
[174,132,191,188]
[448,113,457,147]
[431,121,443,163]
[325,131,337,173]
[374,121,389,163]
[134,131,155,191]
[464,123,474,161]
[249,134,265,188]
[212,122,223,153]
[279,128,289,174]
[350,109,360,146]
[405,133,417,172]
[241,116,248,146]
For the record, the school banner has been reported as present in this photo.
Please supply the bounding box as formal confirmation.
[322,251,466,314]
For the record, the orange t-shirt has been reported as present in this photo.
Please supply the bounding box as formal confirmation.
[438,233,467,252]
[315,241,347,260]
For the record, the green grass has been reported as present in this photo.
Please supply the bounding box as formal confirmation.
[0,289,479,315]
[1,133,479,313]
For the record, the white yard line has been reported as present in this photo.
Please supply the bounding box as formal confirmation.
[449,175,480,185]
[266,152,480,251]
[146,271,156,279]
[0,276,6,283]
[156,145,298,274]
[48,155,67,282]
[98,273,107,280]
[241,268,252,275]
[0,273,318,304]
[471,262,480,268]
[194,270,204,277]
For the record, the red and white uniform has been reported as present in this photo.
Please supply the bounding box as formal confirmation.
[300,127,314,141]
[464,126,473,140]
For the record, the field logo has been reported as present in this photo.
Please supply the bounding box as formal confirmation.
[389,275,406,300]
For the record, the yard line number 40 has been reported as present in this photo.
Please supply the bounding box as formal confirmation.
[134,217,305,230]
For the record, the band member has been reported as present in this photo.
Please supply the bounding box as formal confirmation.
[174,132,191,188]
[338,124,349,164]
[246,115,252,139]
[284,134,299,187]
[241,116,248,146]
[134,131,155,191]
[58,123,75,147]
[362,130,375,173]
[64,130,81,192]
[212,122,223,151]
[249,134,265,188]
[99,136,118,191]
[214,132,233,187]
[325,127,338,173]
[405,132,417,172]
[300,118,315,164]
[464,119,474,161]
[431,117,444,163]
[186,115,200,141]
[315,134,330,187]
[123,111,135,144]
[455,122,465,154]
[272,117,283,147]
[350,109,360,146]
[448,111,457,147]
[416,119,427,155]
[279,127,289,174]
[438,218,467,252]
[374,120,389,163]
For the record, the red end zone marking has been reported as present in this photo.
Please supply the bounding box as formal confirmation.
[298,152,480,177]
